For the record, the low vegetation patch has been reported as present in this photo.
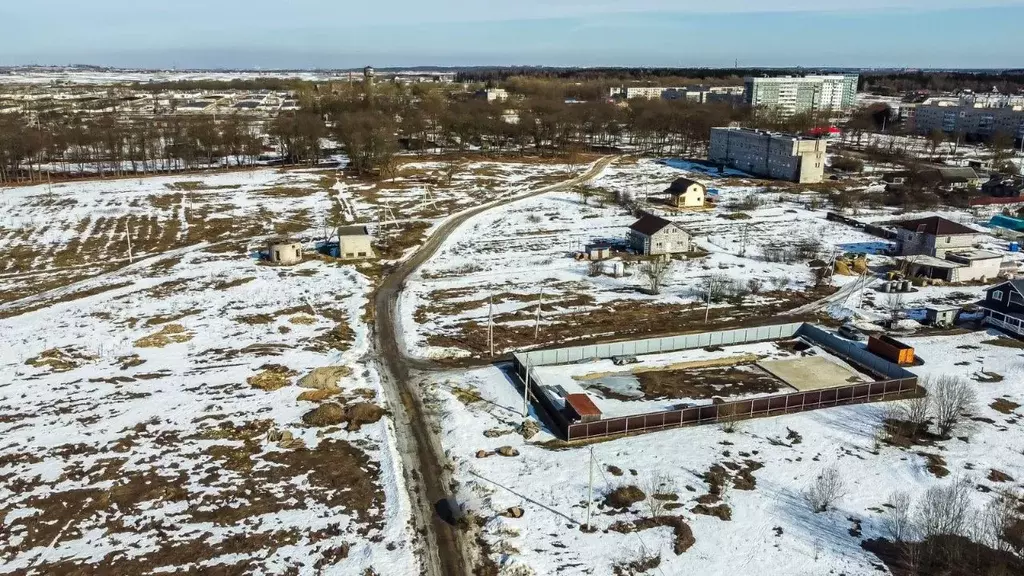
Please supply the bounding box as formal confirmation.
[608,516,695,555]
[134,324,193,348]
[604,485,646,509]
[247,364,296,391]
[25,347,96,372]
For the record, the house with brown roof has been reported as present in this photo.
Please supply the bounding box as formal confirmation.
[665,177,707,208]
[893,216,982,258]
[627,214,692,256]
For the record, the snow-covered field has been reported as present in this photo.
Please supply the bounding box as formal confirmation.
[400,157,1014,360]
[0,247,420,573]
[426,329,1024,575]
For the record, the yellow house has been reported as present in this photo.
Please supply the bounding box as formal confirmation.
[665,177,707,208]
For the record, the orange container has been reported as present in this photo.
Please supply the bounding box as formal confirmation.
[868,335,915,365]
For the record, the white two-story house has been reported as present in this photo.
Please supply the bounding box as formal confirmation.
[627,214,692,256]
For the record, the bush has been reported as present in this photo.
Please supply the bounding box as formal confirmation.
[831,155,864,172]
[605,485,646,509]
[805,466,846,513]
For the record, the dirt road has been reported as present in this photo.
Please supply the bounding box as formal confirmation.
[372,156,616,576]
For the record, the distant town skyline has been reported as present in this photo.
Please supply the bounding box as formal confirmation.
[3,2,1023,69]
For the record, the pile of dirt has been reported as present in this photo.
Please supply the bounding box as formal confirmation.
[988,469,1014,483]
[604,485,646,509]
[345,403,384,432]
[247,364,296,391]
[990,398,1020,414]
[25,347,96,372]
[298,366,352,391]
[302,403,346,427]
[134,324,193,348]
[691,503,732,521]
[297,389,341,402]
[609,516,694,555]
[519,419,540,440]
[300,402,384,431]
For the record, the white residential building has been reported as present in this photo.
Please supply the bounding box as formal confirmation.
[708,127,827,183]
[744,74,858,116]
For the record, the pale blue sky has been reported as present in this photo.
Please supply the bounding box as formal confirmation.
[2,1,1023,68]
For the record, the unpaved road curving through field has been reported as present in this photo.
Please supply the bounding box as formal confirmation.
[372,156,617,576]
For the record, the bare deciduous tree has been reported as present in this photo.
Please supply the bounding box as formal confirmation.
[643,471,677,519]
[587,260,603,277]
[928,376,977,438]
[900,395,931,436]
[883,490,915,542]
[640,258,671,295]
[884,291,905,327]
[915,475,973,539]
[746,278,763,295]
[805,465,846,513]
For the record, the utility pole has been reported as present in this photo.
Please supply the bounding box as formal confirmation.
[522,356,531,419]
[585,447,594,530]
[739,224,749,257]
[704,279,714,324]
[125,219,133,263]
[534,290,543,341]
[488,293,494,358]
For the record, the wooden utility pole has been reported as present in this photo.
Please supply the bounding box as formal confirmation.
[704,279,714,323]
[585,447,594,530]
[522,356,531,419]
[534,290,543,341]
[125,219,133,263]
[488,293,494,358]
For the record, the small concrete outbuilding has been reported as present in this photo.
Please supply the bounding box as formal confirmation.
[923,305,959,327]
[267,239,303,265]
[337,225,375,259]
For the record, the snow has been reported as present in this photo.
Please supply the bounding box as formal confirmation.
[427,328,1024,575]
[0,247,419,573]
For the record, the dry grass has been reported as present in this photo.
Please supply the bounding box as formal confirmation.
[25,347,96,372]
[297,389,341,402]
[289,315,317,325]
[247,364,297,391]
[134,324,193,348]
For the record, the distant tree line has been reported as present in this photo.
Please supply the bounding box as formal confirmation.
[1,78,848,184]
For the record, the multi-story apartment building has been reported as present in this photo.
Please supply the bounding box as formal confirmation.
[708,127,828,183]
[608,85,745,104]
[744,74,858,116]
[913,101,1024,142]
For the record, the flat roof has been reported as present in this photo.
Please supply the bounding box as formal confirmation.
[946,249,1002,261]
[896,254,962,269]
[565,394,602,417]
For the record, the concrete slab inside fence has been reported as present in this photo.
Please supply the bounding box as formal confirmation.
[758,356,869,391]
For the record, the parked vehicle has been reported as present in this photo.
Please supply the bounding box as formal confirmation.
[837,324,865,341]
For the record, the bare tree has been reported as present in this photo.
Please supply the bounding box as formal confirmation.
[884,291,905,327]
[928,376,977,438]
[805,465,846,513]
[640,258,672,295]
[442,157,464,186]
[900,395,931,437]
[746,278,763,295]
[915,475,973,539]
[643,471,676,519]
[700,273,733,302]
[883,490,915,542]
[587,260,603,277]
[770,275,789,291]
[718,401,743,433]
[576,184,595,206]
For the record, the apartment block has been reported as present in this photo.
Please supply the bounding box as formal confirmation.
[744,74,858,116]
[708,127,828,183]
[913,101,1024,141]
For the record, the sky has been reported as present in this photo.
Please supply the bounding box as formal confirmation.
[2,1,1023,69]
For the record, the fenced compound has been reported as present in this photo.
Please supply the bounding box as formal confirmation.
[512,322,921,442]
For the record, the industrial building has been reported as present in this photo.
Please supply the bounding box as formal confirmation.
[744,74,859,116]
[708,127,828,183]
